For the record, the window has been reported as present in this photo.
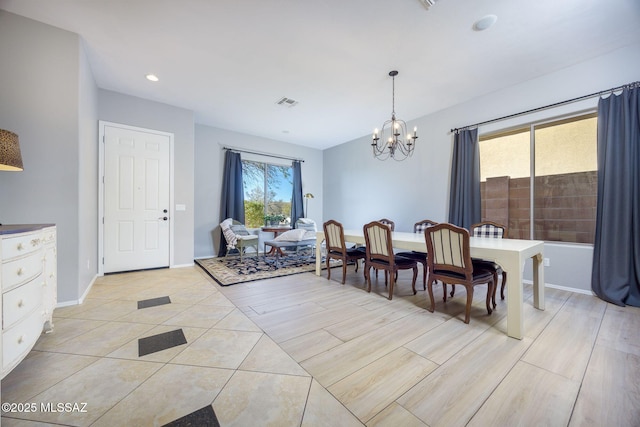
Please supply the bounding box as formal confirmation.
[242,160,293,228]
[479,113,597,243]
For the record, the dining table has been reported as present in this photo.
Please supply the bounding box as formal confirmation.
[315,229,544,340]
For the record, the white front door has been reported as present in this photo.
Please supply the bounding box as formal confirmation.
[102,124,171,273]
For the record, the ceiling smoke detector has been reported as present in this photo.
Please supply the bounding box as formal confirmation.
[419,0,438,10]
[276,97,299,107]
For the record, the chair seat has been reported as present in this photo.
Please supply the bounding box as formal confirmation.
[472,258,502,272]
[396,251,426,261]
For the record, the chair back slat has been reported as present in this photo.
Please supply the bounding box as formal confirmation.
[425,223,472,277]
[324,220,345,253]
[414,219,438,234]
[364,221,393,263]
[471,221,507,239]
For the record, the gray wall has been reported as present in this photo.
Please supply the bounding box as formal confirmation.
[323,43,640,293]
[78,39,99,299]
[194,125,323,258]
[98,90,195,267]
[0,11,92,303]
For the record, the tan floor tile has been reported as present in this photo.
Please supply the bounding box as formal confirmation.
[1,351,98,403]
[570,344,640,427]
[212,308,262,332]
[301,379,363,427]
[468,362,579,427]
[10,358,162,426]
[162,304,235,329]
[397,328,532,427]
[33,318,106,351]
[213,370,310,426]
[65,299,138,321]
[239,335,309,376]
[171,329,262,369]
[328,347,438,423]
[166,287,217,305]
[106,325,208,362]
[596,303,640,357]
[115,302,192,324]
[92,364,233,427]
[48,321,155,356]
[366,403,427,427]
[301,312,443,387]
[280,330,344,363]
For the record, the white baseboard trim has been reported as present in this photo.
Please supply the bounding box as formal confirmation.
[523,280,594,296]
[56,274,98,308]
[171,263,195,269]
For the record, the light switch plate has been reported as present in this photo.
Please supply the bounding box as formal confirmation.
[176,204,186,211]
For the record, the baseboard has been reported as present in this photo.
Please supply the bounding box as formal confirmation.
[56,273,98,308]
[171,263,195,269]
[523,279,594,296]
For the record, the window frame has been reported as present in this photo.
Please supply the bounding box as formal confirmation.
[479,110,598,245]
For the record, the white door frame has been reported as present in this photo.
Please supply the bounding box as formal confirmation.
[98,120,175,275]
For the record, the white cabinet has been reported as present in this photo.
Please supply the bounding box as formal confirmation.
[0,225,57,379]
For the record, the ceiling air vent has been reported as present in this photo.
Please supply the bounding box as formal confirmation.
[276,97,299,108]
[419,0,438,10]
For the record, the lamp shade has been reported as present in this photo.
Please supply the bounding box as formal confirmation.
[0,129,23,171]
[304,193,314,199]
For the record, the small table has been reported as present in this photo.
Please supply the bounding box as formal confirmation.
[263,239,316,269]
[261,226,292,255]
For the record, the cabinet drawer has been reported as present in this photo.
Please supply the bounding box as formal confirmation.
[42,228,56,245]
[1,232,43,260]
[3,308,43,370]
[3,277,43,329]
[1,251,43,292]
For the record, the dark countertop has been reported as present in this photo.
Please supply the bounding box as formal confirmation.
[0,224,56,235]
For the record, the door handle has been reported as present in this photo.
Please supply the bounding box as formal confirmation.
[159,217,168,221]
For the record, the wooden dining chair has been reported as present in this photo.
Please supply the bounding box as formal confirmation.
[396,219,439,289]
[471,221,508,305]
[363,221,418,300]
[323,220,366,284]
[424,222,494,324]
[378,218,395,231]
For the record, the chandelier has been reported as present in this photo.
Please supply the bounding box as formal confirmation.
[371,70,417,161]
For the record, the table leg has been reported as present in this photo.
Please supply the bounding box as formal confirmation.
[533,253,545,310]
[505,253,524,340]
[315,235,323,276]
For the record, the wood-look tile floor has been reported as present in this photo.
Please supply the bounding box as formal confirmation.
[1,264,639,426]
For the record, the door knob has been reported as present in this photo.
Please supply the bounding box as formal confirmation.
[159,216,168,221]
[163,209,168,213]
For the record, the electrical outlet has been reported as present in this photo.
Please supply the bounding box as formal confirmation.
[544,258,550,267]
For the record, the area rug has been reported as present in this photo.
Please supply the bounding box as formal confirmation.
[195,252,341,286]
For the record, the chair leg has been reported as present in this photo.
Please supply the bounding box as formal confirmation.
[450,284,456,298]
[422,263,427,290]
[341,259,347,284]
[427,276,436,313]
[326,255,331,281]
[464,286,474,324]
[411,266,418,295]
[492,271,498,308]
[365,265,372,293]
[443,283,449,302]
[388,268,395,300]
[486,279,494,315]
[501,272,507,300]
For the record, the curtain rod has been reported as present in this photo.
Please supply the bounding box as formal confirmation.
[451,81,640,133]
[222,146,304,163]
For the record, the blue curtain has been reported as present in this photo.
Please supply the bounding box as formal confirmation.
[290,160,304,225]
[448,128,481,230]
[592,85,640,307]
[218,150,244,256]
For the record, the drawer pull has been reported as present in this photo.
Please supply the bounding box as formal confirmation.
[17,267,24,276]
[31,238,41,246]
[17,243,24,251]
[17,335,25,344]
[17,299,25,308]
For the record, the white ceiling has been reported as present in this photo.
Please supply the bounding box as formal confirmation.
[2,0,639,149]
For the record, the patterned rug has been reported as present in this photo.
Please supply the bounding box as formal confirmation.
[195,251,340,286]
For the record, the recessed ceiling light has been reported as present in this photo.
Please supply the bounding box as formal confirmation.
[473,15,497,31]
[145,74,159,82]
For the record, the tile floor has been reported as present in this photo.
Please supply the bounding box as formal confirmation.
[1,264,639,426]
